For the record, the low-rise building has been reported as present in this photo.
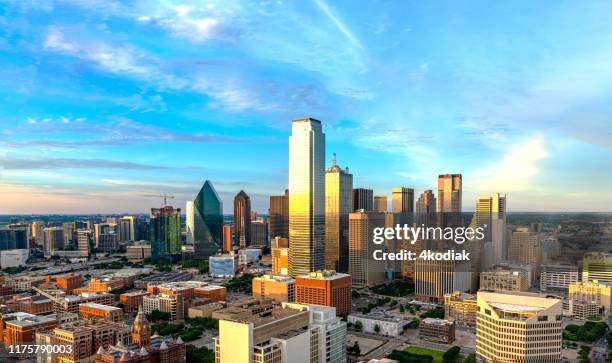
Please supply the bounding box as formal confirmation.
[444,291,477,330]
[1,312,57,345]
[540,264,579,292]
[295,270,351,316]
[119,290,149,313]
[567,281,611,318]
[209,253,239,277]
[142,293,184,320]
[188,302,226,318]
[252,274,295,303]
[126,241,152,261]
[480,266,529,292]
[347,313,407,337]
[79,302,123,323]
[0,249,29,268]
[419,318,456,344]
[194,285,227,302]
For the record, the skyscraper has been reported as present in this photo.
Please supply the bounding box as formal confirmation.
[233,190,251,248]
[351,188,373,212]
[31,221,45,246]
[118,216,136,242]
[416,190,436,226]
[325,153,353,272]
[437,174,462,226]
[43,227,64,258]
[149,206,182,257]
[268,190,289,240]
[392,187,414,213]
[373,195,387,212]
[471,193,506,266]
[222,224,233,253]
[188,180,223,259]
[349,211,386,287]
[288,118,325,277]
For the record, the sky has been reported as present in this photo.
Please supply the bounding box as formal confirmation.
[0,0,611,214]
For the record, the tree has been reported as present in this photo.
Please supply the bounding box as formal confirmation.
[374,324,381,333]
[354,320,363,331]
[443,346,461,363]
[464,353,477,363]
[146,310,171,322]
[399,305,405,313]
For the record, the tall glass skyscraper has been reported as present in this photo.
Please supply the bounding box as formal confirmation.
[149,206,181,257]
[189,180,223,259]
[233,190,251,248]
[325,153,352,272]
[288,118,325,277]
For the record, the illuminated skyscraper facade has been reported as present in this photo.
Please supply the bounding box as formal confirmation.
[416,189,436,226]
[351,188,373,212]
[437,174,462,226]
[269,190,289,240]
[325,153,353,272]
[189,180,223,259]
[288,118,325,277]
[233,190,251,248]
[374,195,387,212]
[471,193,506,266]
[392,187,414,213]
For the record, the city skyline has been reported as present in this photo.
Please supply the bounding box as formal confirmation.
[2,1,612,214]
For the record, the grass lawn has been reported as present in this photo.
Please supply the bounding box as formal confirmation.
[403,346,445,363]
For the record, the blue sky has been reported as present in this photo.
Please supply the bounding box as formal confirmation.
[0,0,611,214]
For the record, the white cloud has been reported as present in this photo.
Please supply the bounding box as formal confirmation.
[472,135,549,192]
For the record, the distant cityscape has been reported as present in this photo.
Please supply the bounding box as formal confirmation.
[0,118,611,363]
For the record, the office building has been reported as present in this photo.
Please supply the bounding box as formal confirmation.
[43,226,64,257]
[582,252,612,284]
[480,265,530,292]
[325,153,353,272]
[419,318,455,344]
[209,253,239,277]
[416,190,436,226]
[126,241,152,261]
[295,271,351,316]
[1,312,58,345]
[475,291,562,362]
[252,274,295,302]
[222,224,233,252]
[79,302,123,323]
[149,206,182,256]
[414,259,471,304]
[269,189,289,240]
[54,292,115,314]
[392,187,414,213]
[194,285,227,301]
[508,229,543,268]
[188,180,223,259]
[309,305,347,363]
[31,220,45,246]
[540,264,579,292]
[288,118,326,277]
[251,219,269,245]
[77,229,93,257]
[56,273,84,293]
[120,291,149,314]
[234,190,252,247]
[444,292,477,330]
[349,211,386,287]
[351,188,373,212]
[471,193,506,266]
[272,243,290,276]
[0,249,29,268]
[374,195,387,212]
[568,281,611,317]
[142,293,184,320]
[437,174,462,226]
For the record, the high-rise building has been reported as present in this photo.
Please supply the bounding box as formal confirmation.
[476,291,562,362]
[188,180,223,259]
[392,187,414,213]
[222,224,233,253]
[471,193,506,267]
[351,188,373,212]
[508,229,543,268]
[251,219,269,245]
[349,211,386,287]
[62,222,76,249]
[437,174,462,226]
[149,206,182,256]
[288,118,325,277]
[31,221,45,246]
[374,195,387,212]
[272,238,289,276]
[269,190,289,240]
[214,303,320,363]
[76,229,93,258]
[118,216,136,242]
[295,271,352,316]
[414,258,471,303]
[43,227,64,257]
[0,228,28,250]
[234,190,252,248]
[582,252,612,284]
[415,190,436,226]
[325,153,353,272]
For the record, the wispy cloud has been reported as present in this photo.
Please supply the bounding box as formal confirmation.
[1,156,173,170]
[313,0,363,50]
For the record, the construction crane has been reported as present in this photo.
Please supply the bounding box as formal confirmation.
[153,194,175,208]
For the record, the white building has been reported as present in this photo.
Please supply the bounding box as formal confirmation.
[0,249,29,268]
[540,264,579,292]
[348,313,407,337]
[309,305,347,363]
